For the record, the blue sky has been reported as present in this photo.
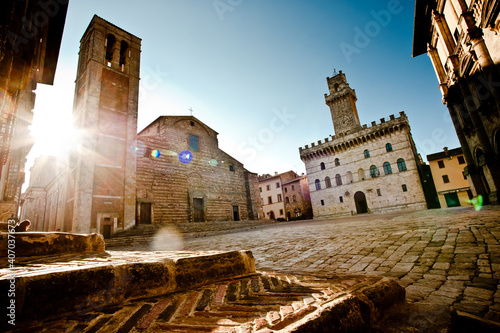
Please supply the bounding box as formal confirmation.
[30,0,459,177]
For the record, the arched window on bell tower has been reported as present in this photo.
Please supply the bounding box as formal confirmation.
[120,40,129,71]
[105,34,116,67]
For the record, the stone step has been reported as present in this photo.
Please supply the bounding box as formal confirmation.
[4,271,405,332]
[0,250,255,326]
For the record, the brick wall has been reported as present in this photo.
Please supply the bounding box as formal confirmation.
[137,116,260,223]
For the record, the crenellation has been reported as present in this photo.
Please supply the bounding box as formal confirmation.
[300,71,427,217]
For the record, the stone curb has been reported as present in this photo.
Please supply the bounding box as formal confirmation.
[0,232,105,257]
[0,250,255,324]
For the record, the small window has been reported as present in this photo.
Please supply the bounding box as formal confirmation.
[276,182,280,188]
[335,158,340,166]
[339,196,343,203]
[144,147,152,158]
[383,162,392,175]
[277,194,282,202]
[268,197,272,204]
[335,174,342,186]
[189,135,199,152]
[321,200,325,206]
[370,165,379,178]
[377,189,381,196]
[266,185,271,191]
[320,162,325,170]
[279,209,283,215]
[284,187,288,193]
[229,164,234,172]
[438,160,445,168]
[442,175,450,183]
[315,179,321,190]
[291,185,295,191]
[293,195,297,202]
[325,176,332,188]
[259,187,262,192]
[386,143,393,152]
[285,197,289,203]
[364,150,370,158]
[457,156,465,164]
[397,158,407,172]
[402,184,408,192]
[261,198,263,205]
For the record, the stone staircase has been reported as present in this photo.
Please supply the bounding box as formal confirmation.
[105,220,289,248]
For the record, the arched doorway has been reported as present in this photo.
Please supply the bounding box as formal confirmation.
[269,211,275,220]
[354,191,368,214]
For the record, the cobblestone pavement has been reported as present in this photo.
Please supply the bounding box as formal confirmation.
[113,205,500,331]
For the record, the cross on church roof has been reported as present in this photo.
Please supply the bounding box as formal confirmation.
[189,108,193,116]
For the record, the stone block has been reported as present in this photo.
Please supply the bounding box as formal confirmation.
[0,232,105,257]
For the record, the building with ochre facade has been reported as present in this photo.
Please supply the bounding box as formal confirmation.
[299,71,428,217]
[427,147,472,207]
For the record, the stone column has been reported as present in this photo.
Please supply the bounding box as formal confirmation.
[458,79,499,202]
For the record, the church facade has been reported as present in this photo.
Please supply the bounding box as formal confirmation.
[136,116,261,224]
[299,71,428,217]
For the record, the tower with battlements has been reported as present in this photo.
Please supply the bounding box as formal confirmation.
[299,71,432,217]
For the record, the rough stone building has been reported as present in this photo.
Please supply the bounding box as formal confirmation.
[63,15,141,236]
[136,116,261,224]
[20,156,61,230]
[413,0,500,204]
[20,155,69,231]
[282,174,313,220]
[299,71,428,218]
[427,147,472,207]
[0,0,68,221]
[258,171,298,220]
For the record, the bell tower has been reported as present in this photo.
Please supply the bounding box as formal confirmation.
[69,16,141,235]
[324,70,361,135]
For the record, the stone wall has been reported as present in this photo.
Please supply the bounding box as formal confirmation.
[136,116,260,223]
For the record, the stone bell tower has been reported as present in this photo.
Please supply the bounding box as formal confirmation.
[324,70,361,135]
[69,15,141,236]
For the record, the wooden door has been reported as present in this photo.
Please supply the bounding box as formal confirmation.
[193,198,204,222]
[140,203,152,224]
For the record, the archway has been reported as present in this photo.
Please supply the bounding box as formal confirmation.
[354,191,368,214]
[269,211,275,220]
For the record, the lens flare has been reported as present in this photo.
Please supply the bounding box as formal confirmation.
[150,226,184,251]
[151,150,161,158]
[468,194,484,211]
[163,150,178,157]
[209,159,218,166]
[179,150,193,164]
[133,140,146,155]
